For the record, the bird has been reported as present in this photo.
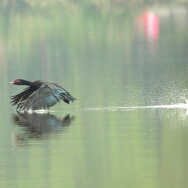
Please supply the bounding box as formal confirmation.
[10,79,76,110]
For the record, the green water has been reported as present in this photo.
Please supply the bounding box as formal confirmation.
[0,1,188,188]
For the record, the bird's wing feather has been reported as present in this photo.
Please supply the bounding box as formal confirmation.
[17,83,75,110]
[11,87,37,106]
[51,82,76,102]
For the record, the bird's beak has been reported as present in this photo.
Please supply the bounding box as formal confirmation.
[10,81,14,84]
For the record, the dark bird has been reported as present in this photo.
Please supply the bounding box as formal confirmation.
[10,79,76,110]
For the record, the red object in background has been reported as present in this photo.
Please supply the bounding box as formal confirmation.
[142,11,160,42]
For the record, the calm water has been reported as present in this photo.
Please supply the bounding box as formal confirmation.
[0,1,188,188]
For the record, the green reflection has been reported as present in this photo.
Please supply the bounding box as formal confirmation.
[0,1,188,188]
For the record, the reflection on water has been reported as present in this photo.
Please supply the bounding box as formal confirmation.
[0,1,188,188]
[12,111,75,142]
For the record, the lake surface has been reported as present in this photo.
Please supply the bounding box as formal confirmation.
[0,1,188,188]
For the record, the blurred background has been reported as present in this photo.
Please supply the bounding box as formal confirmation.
[0,0,188,187]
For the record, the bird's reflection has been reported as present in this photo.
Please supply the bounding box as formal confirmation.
[12,111,75,142]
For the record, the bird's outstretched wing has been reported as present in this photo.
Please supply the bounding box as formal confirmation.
[17,83,75,110]
[11,87,37,106]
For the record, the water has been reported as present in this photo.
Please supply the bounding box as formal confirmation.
[0,1,188,188]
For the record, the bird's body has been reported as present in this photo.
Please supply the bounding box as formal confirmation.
[10,79,76,110]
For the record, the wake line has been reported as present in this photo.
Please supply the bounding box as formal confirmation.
[19,103,188,114]
[83,103,188,111]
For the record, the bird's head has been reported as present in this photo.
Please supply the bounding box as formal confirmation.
[10,79,25,85]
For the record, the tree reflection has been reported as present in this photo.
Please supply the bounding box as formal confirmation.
[12,111,75,142]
